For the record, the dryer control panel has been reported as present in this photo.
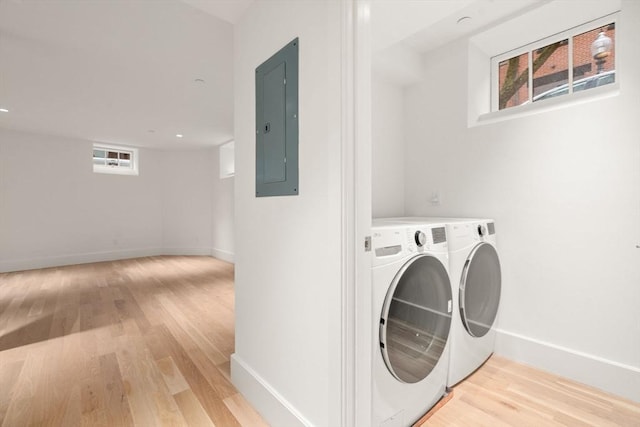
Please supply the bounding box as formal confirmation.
[447,220,497,251]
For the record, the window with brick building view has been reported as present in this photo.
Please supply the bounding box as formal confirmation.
[497,21,615,110]
[92,144,139,175]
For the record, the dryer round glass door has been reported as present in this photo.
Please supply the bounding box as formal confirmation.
[459,243,501,338]
[380,254,452,384]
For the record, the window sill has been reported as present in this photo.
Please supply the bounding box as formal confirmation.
[93,166,139,176]
[472,83,620,127]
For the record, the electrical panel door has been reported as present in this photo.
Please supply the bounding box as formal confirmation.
[255,38,299,197]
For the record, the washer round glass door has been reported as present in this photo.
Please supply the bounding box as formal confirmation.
[459,243,501,338]
[380,254,452,383]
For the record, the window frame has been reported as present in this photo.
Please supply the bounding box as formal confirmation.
[491,12,619,113]
[92,143,139,176]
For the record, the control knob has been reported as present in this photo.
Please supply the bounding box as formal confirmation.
[477,224,487,237]
[414,231,427,247]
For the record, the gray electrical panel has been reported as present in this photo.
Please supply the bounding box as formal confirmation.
[255,38,299,197]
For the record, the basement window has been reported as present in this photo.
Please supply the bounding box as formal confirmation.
[93,144,139,175]
[492,14,617,112]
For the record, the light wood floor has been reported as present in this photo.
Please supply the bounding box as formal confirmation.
[1,256,639,426]
[0,256,267,426]
[428,355,640,426]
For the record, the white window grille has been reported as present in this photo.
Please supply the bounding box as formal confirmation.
[93,144,139,175]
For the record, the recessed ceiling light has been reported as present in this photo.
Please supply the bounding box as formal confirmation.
[176,134,183,138]
[194,78,205,84]
[457,16,472,25]
[0,108,8,113]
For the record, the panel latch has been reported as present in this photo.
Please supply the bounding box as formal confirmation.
[364,236,371,252]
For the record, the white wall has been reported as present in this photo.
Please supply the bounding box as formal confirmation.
[0,128,164,271]
[211,146,235,263]
[372,73,405,218]
[161,148,215,256]
[0,128,228,272]
[402,1,640,402]
[231,1,343,426]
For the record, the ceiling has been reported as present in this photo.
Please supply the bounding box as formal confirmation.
[0,0,242,149]
[181,0,254,25]
[371,0,548,86]
[370,0,476,52]
[0,0,547,149]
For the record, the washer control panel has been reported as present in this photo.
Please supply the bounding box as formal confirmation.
[371,222,450,266]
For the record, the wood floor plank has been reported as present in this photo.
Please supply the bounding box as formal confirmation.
[223,393,270,427]
[60,384,82,427]
[27,332,67,427]
[0,359,24,425]
[27,298,45,318]
[114,286,152,334]
[173,389,216,427]
[156,356,190,396]
[115,334,186,426]
[2,397,32,427]
[144,324,241,427]
[0,294,27,345]
[155,293,228,366]
[458,381,554,426]
[1,350,45,426]
[79,334,108,427]
[99,352,134,427]
[217,360,232,383]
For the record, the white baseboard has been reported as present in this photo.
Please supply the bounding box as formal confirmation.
[230,354,311,427]
[495,328,640,403]
[0,247,235,273]
[162,247,214,256]
[0,247,165,273]
[211,248,235,264]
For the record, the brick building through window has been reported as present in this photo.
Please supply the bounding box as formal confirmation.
[497,22,615,110]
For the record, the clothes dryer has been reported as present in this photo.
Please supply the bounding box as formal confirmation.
[443,218,501,386]
[371,219,453,427]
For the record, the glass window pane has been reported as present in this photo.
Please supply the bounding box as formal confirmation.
[93,158,106,166]
[119,152,131,160]
[107,151,118,159]
[498,52,529,110]
[532,39,568,102]
[93,149,105,158]
[573,23,615,91]
[107,158,118,166]
[119,160,131,168]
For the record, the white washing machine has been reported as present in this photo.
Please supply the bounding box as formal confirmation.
[443,218,501,386]
[375,217,502,387]
[371,219,453,427]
